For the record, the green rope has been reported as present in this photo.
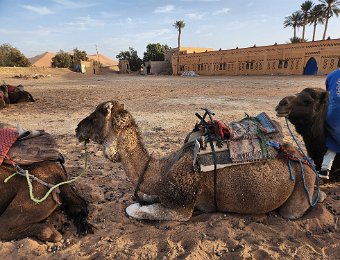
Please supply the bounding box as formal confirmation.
[4,172,18,183]
[5,143,89,204]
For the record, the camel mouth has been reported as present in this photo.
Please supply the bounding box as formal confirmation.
[276,112,288,117]
[77,134,90,144]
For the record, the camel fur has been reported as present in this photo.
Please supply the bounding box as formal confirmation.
[276,87,339,181]
[76,101,319,221]
[0,123,93,241]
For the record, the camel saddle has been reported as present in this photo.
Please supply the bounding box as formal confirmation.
[0,123,62,166]
[187,112,283,172]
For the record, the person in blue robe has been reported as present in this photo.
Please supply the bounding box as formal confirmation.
[320,68,340,179]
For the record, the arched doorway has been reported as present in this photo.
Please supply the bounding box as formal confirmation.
[304,57,318,75]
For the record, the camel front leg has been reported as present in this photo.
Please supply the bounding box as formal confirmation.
[126,203,193,221]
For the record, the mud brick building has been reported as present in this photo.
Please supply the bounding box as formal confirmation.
[172,39,340,76]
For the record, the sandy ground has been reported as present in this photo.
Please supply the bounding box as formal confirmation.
[0,70,339,259]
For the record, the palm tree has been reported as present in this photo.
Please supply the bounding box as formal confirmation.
[319,0,340,40]
[309,4,325,41]
[173,20,186,50]
[300,1,314,41]
[284,11,303,39]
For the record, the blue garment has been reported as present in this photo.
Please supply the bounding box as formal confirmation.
[325,69,340,152]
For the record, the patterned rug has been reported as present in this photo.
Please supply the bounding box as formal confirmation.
[195,112,281,172]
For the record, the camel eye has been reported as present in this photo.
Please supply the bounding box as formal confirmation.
[303,99,312,105]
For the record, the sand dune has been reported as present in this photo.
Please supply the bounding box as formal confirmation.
[29,52,118,68]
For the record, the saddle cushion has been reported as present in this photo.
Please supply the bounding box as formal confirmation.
[0,128,19,165]
[6,131,61,165]
[195,112,282,172]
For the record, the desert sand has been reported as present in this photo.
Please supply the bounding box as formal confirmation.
[0,70,339,259]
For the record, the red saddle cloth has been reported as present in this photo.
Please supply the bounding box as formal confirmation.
[0,128,19,165]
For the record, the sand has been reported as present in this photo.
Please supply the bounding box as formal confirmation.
[29,53,118,68]
[0,70,339,259]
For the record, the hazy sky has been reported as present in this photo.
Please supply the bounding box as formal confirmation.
[0,0,339,59]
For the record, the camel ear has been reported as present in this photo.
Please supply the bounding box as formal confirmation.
[319,91,329,104]
[103,102,114,116]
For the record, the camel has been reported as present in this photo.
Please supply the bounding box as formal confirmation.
[0,84,35,105]
[276,87,339,181]
[76,100,319,221]
[0,124,93,242]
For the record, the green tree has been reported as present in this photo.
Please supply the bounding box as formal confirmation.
[116,47,142,71]
[51,50,72,68]
[173,20,185,50]
[284,11,303,39]
[143,43,170,62]
[72,48,88,65]
[319,0,340,40]
[309,4,325,41]
[0,43,30,67]
[300,1,314,41]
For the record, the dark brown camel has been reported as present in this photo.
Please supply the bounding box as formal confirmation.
[0,123,93,241]
[0,161,93,242]
[276,87,339,181]
[76,100,319,221]
[0,84,35,104]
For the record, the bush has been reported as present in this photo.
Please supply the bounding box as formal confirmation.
[51,51,72,68]
[0,43,30,67]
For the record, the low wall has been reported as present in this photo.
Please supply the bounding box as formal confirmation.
[0,67,70,75]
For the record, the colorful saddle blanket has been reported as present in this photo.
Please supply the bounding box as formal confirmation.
[191,112,282,172]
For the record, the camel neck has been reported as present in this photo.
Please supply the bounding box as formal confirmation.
[116,126,160,194]
[293,118,326,167]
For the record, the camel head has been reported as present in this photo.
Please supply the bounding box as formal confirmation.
[275,88,329,124]
[76,100,127,162]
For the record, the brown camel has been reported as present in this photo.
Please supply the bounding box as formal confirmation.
[276,87,339,181]
[76,100,319,221]
[0,126,93,241]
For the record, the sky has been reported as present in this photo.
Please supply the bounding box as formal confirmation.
[0,0,339,60]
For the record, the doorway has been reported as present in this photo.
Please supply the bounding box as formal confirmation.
[304,57,318,75]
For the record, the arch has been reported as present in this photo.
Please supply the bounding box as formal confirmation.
[304,57,318,75]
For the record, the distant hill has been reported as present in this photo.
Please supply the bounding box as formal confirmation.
[87,54,118,67]
[29,52,118,68]
[29,52,55,67]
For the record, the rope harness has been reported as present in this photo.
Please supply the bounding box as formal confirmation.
[284,116,320,207]
[3,142,89,204]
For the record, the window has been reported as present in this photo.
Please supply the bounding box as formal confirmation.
[338,58,340,68]
[279,60,288,69]
[284,60,288,68]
